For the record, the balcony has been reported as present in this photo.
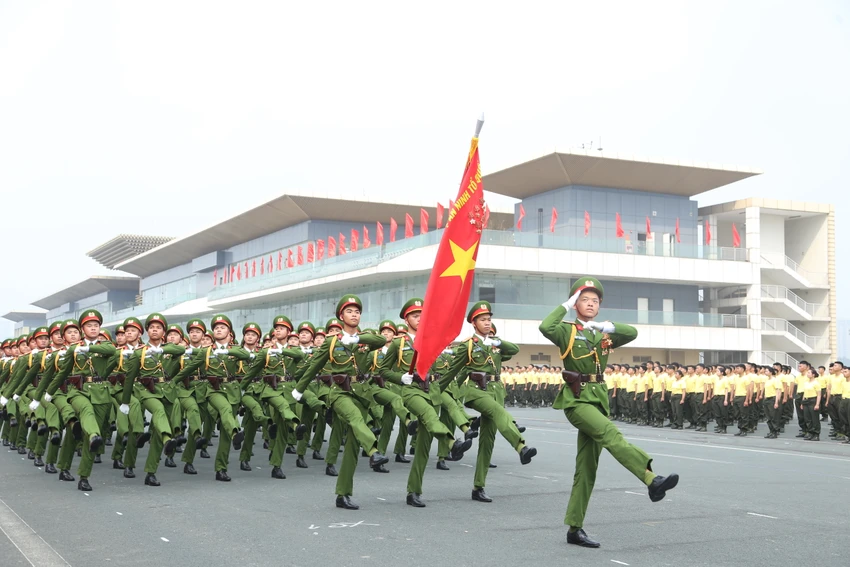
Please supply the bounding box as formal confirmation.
[760,285,828,321]
[761,317,828,354]
[761,351,799,368]
[760,253,828,289]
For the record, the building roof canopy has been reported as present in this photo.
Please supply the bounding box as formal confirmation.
[31,276,140,310]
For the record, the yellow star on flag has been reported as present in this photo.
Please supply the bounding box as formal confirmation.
[439,240,478,285]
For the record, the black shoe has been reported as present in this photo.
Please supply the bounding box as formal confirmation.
[809,435,820,441]
[89,435,103,453]
[796,431,807,438]
[295,424,308,441]
[372,462,390,473]
[194,436,208,450]
[263,440,270,450]
[59,470,75,482]
[395,453,410,463]
[368,452,389,468]
[406,492,426,507]
[240,461,252,471]
[519,446,537,465]
[465,428,479,441]
[27,449,35,460]
[325,464,338,477]
[200,449,211,459]
[450,439,473,461]
[685,424,696,430]
[34,456,44,467]
[648,473,679,502]
[211,430,219,438]
[285,445,296,455]
[164,438,179,455]
[37,424,47,436]
[470,416,481,431]
[45,463,57,474]
[2,439,9,446]
[184,463,197,475]
[20,446,29,455]
[232,430,245,450]
[370,427,382,437]
[136,431,151,449]
[489,463,497,468]
[105,438,113,446]
[271,466,286,479]
[296,456,308,469]
[471,488,492,502]
[407,420,419,436]
[216,470,231,482]
[164,456,177,468]
[803,433,813,440]
[312,450,324,460]
[78,477,92,491]
[265,422,277,441]
[145,473,160,486]
[567,528,600,548]
[734,430,747,437]
[336,495,359,510]
[93,454,102,464]
[409,446,415,455]
[517,426,527,433]
[765,433,777,439]
[124,467,135,478]
[436,460,449,471]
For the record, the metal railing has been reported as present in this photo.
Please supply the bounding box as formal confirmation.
[761,317,828,351]
[760,253,828,287]
[761,351,800,368]
[760,285,827,318]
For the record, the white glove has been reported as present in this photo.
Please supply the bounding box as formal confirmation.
[76,345,90,354]
[340,334,359,345]
[292,389,303,401]
[562,290,582,311]
[148,346,163,354]
[31,348,40,355]
[484,337,501,347]
[401,373,414,385]
[119,404,130,415]
[585,321,615,333]
[185,347,194,356]
[13,394,20,402]
[0,396,7,407]
[214,348,229,356]
[44,393,52,402]
[29,400,40,411]
[268,348,282,355]
[122,349,134,357]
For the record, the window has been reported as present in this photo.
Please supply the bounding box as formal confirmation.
[633,355,652,363]
[637,297,649,324]
[530,353,551,363]
[663,298,674,325]
[479,286,496,304]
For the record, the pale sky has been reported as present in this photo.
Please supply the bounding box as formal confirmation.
[1,0,848,336]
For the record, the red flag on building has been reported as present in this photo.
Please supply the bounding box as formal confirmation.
[339,233,347,254]
[363,226,371,248]
[584,211,591,236]
[307,242,315,263]
[213,269,217,287]
[415,133,486,377]
[268,254,273,273]
[646,216,652,235]
[224,267,230,284]
[436,203,445,229]
[550,207,558,233]
[328,236,337,257]
[260,257,265,275]
[616,213,625,238]
[351,229,359,252]
[517,204,525,231]
[317,239,325,260]
[297,246,304,265]
[390,218,397,242]
[244,262,249,279]
[286,249,294,268]
[732,223,741,248]
[420,208,429,234]
[236,263,242,281]
[277,251,282,270]
[675,218,681,243]
[705,221,712,245]
[405,213,414,238]
[251,260,256,277]
[376,222,384,245]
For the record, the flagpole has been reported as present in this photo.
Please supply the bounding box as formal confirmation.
[410,113,484,375]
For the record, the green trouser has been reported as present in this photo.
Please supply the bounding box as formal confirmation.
[795,394,806,432]
[373,386,409,454]
[802,398,820,435]
[438,391,473,459]
[783,395,794,423]
[464,388,525,489]
[179,396,203,439]
[332,393,377,497]
[563,401,652,528]
[238,396,266,463]
[116,396,144,467]
[46,435,60,465]
[765,399,781,433]
[73,400,111,478]
[311,411,327,452]
[206,391,239,472]
[393,426,408,456]
[840,398,850,436]
[734,396,749,430]
[650,392,664,423]
[403,393,453,440]
[436,408,454,459]
[183,399,210,465]
[325,421,345,466]
[295,388,325,456]
[671,394,684,427]
[298,404,319,456]
[57,424,77,471]
[407,422,434,494]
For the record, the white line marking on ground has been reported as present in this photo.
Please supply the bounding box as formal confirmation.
[627,436,850,463]
[611,560,630,566]
[161,537,169,542]
[116,512,123,516]
[651,452,733,464]
[624,491,643,496]
[747,512,778,519]
[376,498,386,501]
[459,464,473,468]
[533,476,550,480]
[0,497,72,566]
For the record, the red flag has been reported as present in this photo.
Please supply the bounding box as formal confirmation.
[732,223,741,248]
[338,233,347,254]
[420,208,429,234]
[251,260,256,278]
[646,216,651,235]
[260,257,265,275]
[550,207,558,233]
[363,226,371,248]
[286,249,294,268]
[584,211,591,236]
[517,204,525,231]
[616,213,625,238]
[317,239,325,260]
[328,236,337,257]
[351,229,359,252]
[307,242,315,263]
[405,213,414,238]
[236,263,242,281]
[483,204,490,229]
[277,251,282,270]
[390,218,398,242]
[705,221,712,245]
[415,136,485,377]
[675,218,681,243]
[268,254,273,273]
[436,203,445,229]
[449,199,455,215]
[376,222,384,246]
[213,269,217,287]
[297,246,304,265]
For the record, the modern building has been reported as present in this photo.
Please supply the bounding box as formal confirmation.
[0,308,47,336]
[1,152,836,368]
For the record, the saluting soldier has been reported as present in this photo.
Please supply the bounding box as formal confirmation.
[170,318,212,475]
[539,277,679,548]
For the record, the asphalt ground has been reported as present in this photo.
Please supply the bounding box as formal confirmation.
[1,408,849,567]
